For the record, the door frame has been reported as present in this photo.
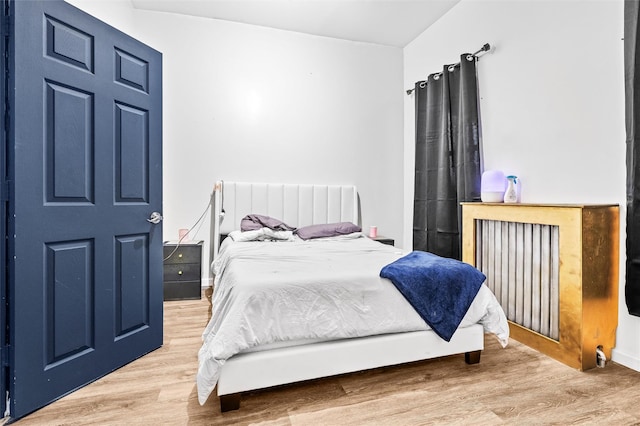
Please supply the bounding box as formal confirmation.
[0,0,8,417]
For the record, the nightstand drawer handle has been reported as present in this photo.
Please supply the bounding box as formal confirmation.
[178,271,183,275]
[178,253,183,258]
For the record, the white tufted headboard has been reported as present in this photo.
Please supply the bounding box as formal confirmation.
[209,181,359,265]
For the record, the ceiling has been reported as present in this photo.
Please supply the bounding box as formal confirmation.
[130,0,460,47]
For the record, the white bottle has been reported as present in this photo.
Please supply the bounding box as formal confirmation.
[503,175,518,203]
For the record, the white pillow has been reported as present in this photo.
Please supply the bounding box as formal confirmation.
[228,228,295,242]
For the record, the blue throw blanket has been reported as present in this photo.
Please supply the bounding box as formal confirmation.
[380,251,486,342]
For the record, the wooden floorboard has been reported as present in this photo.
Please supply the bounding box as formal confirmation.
[8,288,640,425]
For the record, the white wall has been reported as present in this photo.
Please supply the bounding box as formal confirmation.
[66,0,405,281]
[404,0,640,371]
[67,0,639,373]
[66,0,137,35]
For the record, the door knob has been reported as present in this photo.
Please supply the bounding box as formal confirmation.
[147,212,163,224]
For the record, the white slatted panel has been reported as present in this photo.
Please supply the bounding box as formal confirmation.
[267,184,284,220]
[313,186,328,224]
[523,223,533,330]
[251,183,269,213]
[479,221,487,276]
[327,186,342,224]
[488,221,498,303]
[475,219,560,341]
[515,223,525,325]
[540,225,551,337]
[550,227,560,340]
[297,185,314,226]
[500,221,509,309]
[531,224,541,333]
[282,185,300,227]
[507,222,517,319]
[233,183,253,232]
[341,187,357,223]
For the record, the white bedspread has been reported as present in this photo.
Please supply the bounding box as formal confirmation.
[196,234,509,404]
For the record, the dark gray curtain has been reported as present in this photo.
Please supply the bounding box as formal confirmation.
[625,0,640,316]
[413,54,482,260]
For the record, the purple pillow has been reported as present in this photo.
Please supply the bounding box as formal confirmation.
[295,222,361,240]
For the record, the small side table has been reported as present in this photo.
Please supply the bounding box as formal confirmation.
[371,236,394,246]
[163,240,203,301]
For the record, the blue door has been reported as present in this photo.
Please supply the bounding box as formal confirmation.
[7,0,163,419]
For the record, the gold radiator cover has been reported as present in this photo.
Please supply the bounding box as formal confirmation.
[462,203,619,371]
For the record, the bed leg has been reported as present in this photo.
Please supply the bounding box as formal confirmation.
[220,393,241,412]
[465,350,481,364]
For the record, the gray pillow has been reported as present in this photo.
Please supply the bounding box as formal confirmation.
[240,214,296,232]
[295,222,361,240]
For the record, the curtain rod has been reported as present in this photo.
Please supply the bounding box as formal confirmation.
[405,43,491,95]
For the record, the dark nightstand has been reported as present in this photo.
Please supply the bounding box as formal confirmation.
[371,236,394,246]
[163,240,203,301]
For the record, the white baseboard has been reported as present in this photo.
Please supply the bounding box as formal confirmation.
[612,348,640,372]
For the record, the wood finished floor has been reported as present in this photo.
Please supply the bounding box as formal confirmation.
[9,288,640,425]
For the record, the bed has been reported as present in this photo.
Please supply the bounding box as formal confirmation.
[197,181,509,411]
